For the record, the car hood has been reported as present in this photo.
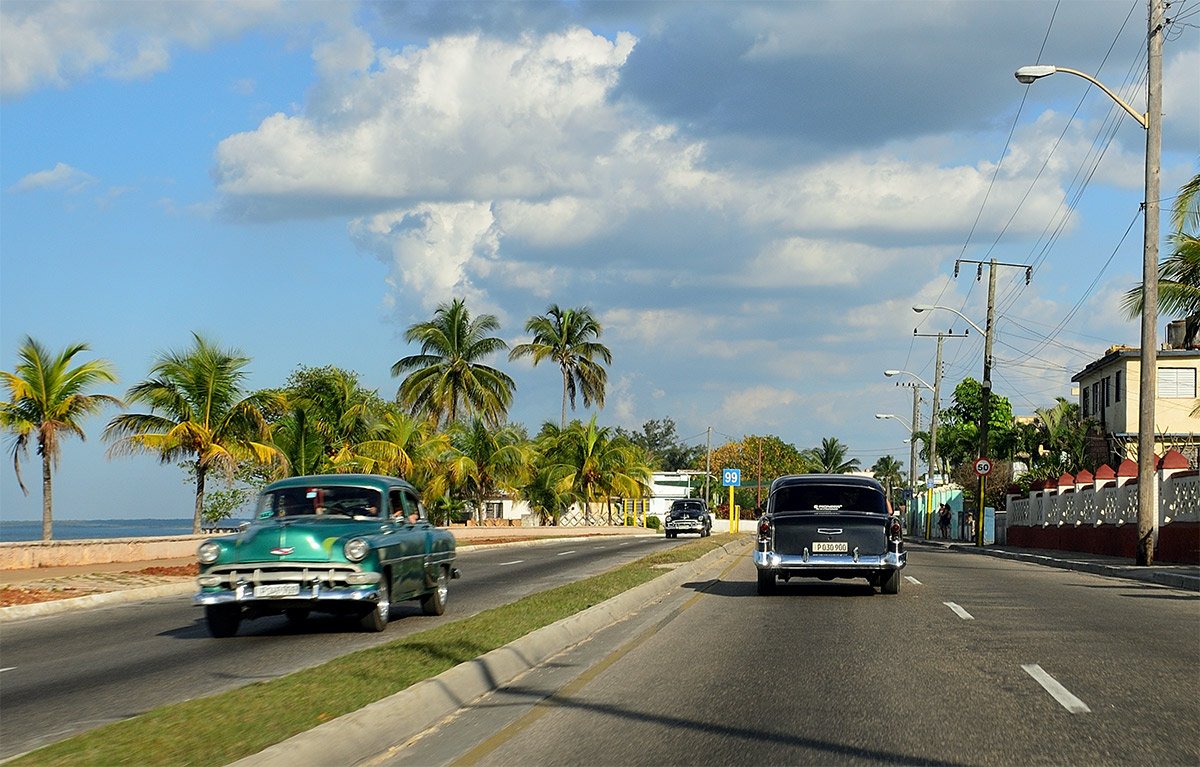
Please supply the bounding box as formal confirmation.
[221,517,389,564]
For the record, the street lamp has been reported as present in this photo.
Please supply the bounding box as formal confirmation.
[912,304,984,335]
[1015,0,1163,566]
[875,412,913,431]
[875,413,913,521]
[884,368,934,391]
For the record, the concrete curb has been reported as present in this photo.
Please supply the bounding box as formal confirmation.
[0,582,196,621]
[228,538,751,767]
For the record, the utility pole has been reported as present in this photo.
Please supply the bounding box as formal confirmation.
[705,426,712,506]
[1137,0,1164,566]
[913,329,966,538]
[956,258,1031,546]
[905,382,920,508]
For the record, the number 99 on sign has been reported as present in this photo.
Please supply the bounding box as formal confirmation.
[722,468,741,487]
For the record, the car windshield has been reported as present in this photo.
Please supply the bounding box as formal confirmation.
[256,486,383,519]
[770,485,886,514]
[670,502,704,514]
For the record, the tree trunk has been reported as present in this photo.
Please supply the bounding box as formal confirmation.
[41,449,53,541]
[561,368,570,428]
[193,461,206,535]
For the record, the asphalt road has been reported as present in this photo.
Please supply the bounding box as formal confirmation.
[0,534,671,760]
[386,544,1200,767]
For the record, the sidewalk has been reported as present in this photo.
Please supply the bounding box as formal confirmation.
[911,538,1200,592]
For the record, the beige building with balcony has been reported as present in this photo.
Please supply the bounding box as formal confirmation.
[1072,343,1200,462]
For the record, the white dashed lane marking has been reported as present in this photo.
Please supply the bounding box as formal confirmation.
[944,602,975,620]
[905,576,922,585]
[499,561,523,566]
[556,550,577,556]
[1022,664,1092,713]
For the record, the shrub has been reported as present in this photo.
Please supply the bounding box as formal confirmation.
[645,515,661,530]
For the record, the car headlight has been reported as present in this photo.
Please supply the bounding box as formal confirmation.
[198,541,221,565]
[344,538,370,562]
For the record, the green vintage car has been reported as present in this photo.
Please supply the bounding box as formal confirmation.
[194,474,459,637]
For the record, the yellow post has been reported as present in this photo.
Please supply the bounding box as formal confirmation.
[729,486,735,533]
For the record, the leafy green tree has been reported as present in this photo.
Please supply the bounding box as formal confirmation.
[1123,172,1200,345]
[509,304,611,428]
[1,337,120,540]
[104,333,284,534]
[933,378,1017,469]
[618,418,703,470]
[801,437,861,474]
[268,366,388,475]
[392,298,515,428]
[702,434,808,510]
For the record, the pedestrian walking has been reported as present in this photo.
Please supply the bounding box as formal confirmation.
[938,503,951,539]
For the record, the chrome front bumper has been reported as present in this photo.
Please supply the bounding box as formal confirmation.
[194,565,382,606]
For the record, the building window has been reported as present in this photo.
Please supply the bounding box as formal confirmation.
[1157,367,1197,398]
[1104,376,1111,407]
[1115,371,1122,402]
[1082,387,1090,415]
[1092,382,1100,414]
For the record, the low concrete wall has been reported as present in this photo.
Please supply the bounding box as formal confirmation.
[0,536,206,570]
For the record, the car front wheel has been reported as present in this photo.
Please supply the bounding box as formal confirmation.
[359,579,390,632]
[421,566,449,616]
[205,604,241,638]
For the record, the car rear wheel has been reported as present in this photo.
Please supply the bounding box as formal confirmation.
[205,605,241,638]
[359,579,390,632]
[421,566,449,616]
[756,570,775,595]
[880,569,901,595]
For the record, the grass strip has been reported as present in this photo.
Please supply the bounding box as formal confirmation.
[13,535,734,767]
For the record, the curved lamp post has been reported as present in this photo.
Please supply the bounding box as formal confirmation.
[1015,1,1163,565]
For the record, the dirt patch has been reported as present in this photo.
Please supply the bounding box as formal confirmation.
[130,564,198,577]
[0,586,94,607]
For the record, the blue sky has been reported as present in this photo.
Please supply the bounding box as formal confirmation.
[2,0,1197,522]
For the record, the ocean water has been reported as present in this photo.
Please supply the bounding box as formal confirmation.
[0,518,249,542]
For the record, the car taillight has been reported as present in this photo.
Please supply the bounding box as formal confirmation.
[889,519,902,542]
[758,518,771,537]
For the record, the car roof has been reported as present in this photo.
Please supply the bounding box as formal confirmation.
[767,474,884,493]
[262,474,417,494]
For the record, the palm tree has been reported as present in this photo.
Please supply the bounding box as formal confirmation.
[1,337,120,540]
[103,333,284,534]
[509,304,611,427]
[871,455,904,502]
[436,417,530,524]
[1123,172,1200,344]
[354,407,447,483]
[392,298,515,428]
[802,437,861,474]
[551,416,650,525]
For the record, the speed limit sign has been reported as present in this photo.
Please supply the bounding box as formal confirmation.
[973,457,993,476]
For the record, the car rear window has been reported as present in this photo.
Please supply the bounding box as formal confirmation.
[770,485,886,514]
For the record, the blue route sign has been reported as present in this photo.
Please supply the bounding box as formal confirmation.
[722,468,741,487]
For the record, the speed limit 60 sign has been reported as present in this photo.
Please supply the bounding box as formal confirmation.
[973,457,993,476]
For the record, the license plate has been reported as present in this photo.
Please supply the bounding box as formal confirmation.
[812,541,848,553]
[254,583,300,598]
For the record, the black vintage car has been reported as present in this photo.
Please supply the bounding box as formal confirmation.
[753,474,905,594]
[664,499,712,538]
